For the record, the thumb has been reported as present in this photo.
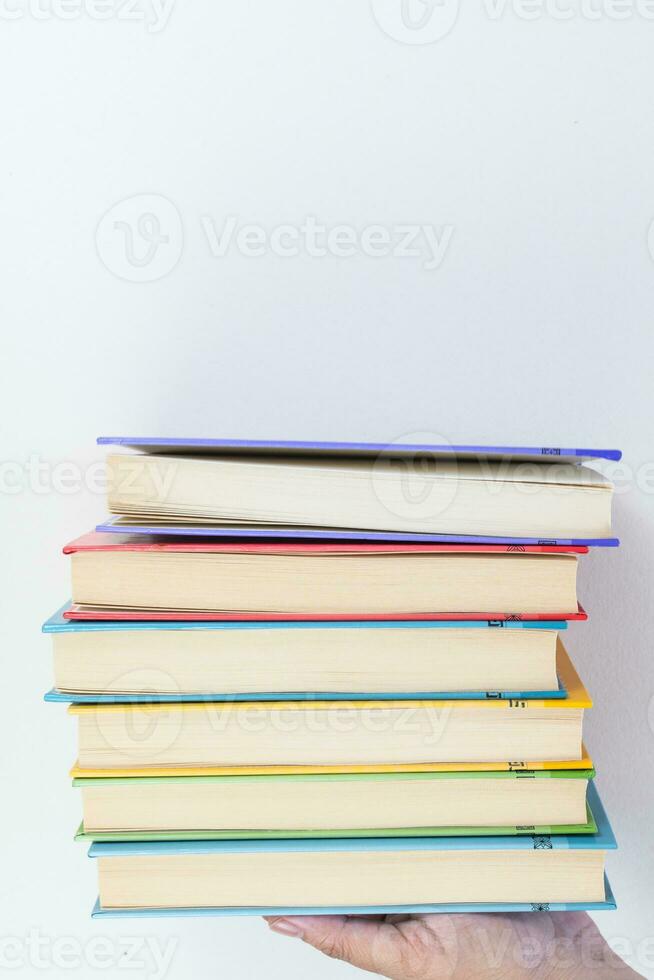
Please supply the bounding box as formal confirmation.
[265,914,395,973]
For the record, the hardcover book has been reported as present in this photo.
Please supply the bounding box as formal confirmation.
[41,437,622,923]
[88,783,616,916]
[100,439,617,541]
[73,767,596,840]
[62,533,588,620]
[97,514,619,547]
[69,642,591,771]
[44,604,569,701]
[69,746,595,779]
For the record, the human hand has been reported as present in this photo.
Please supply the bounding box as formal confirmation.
[264,911,643,979]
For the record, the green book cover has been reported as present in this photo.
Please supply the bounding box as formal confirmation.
[75,802,597,843]
[72,768,594,788]
[74,768,595,841]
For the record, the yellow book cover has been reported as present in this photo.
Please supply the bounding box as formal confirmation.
[69,746,594,779]
[69,640,591,779]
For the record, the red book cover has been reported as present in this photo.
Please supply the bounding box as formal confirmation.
[63,531,589,557]
[63,532,588,623]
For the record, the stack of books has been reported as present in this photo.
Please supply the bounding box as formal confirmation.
[44,436,620,918]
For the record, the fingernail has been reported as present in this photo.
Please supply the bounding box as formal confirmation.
[267,917,304,938]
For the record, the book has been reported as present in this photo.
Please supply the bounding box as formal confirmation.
[64,534,585,618]
[62,603,588,624]
[43,436,622,921]
[46,685,567,704]
[103,446,615,540]
[75,810,598,842]
[88,783,615,914]
[91,884,617,917]
[97,514,619,548]
[69,641,590,771]
[44,605,569,699]
[69,744,595,779]
[72,768,594,839]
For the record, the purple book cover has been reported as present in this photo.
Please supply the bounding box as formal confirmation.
[98,435,622,463]
[97,436,620,546]
[95,516,618,547]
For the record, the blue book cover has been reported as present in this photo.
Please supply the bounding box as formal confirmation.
[91,879,616,918]
[43,604,568,703]
[45,684,566,703]
[43,606,568,634]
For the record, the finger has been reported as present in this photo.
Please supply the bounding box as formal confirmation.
[264,914,401,974]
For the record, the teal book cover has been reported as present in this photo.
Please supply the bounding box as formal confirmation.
[89,784,616,918]
[43,603,568,702]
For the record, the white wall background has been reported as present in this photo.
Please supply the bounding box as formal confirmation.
[1,1,653,977]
